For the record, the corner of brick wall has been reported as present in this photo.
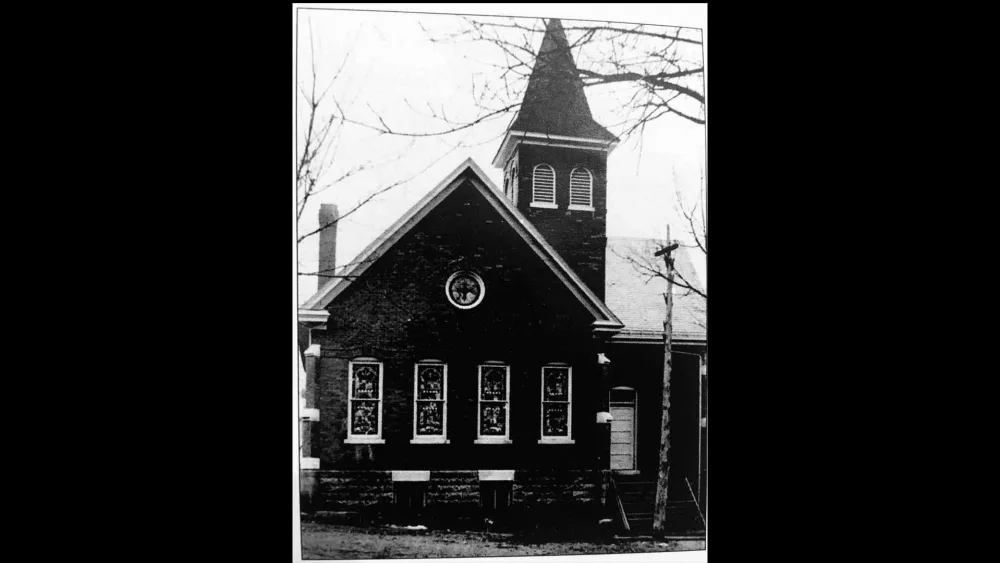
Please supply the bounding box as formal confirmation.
[300,469,319,513]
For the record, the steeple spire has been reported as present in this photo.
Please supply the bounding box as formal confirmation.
[490,18,617,301]
[508,18,617,142]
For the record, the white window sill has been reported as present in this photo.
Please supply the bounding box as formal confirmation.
[567,204,595,212]
[392,471,430,482]
[344,437,385,445]
[410,437,450,444]
[537,438,575,445]
[474,438,512,445]
[479,469,515,481]
[530,201,557,209]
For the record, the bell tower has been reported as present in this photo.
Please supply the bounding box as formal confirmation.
[492,18,619,301]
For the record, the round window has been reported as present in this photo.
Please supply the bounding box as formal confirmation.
[445,271,485,309]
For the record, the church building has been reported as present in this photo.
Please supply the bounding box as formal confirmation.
[298,18,706,535]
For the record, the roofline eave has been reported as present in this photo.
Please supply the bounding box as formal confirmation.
[491,130,619,168]
[300,158,622,328]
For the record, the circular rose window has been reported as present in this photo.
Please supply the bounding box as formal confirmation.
[445,271,485,309]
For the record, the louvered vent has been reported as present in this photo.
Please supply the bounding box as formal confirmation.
[532,164,555,204]
[569,168,592,207]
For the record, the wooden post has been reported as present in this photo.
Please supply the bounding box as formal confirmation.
[652,235,678,539]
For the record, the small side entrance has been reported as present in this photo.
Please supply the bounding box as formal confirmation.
[609,387,637,472]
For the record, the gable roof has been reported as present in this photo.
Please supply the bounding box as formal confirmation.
[300,158,623,332]
[508,19,618,143]
[605,237,706,343]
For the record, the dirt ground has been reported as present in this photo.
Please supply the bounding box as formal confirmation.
[300,521,706,560]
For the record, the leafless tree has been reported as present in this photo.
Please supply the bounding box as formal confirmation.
[617,174,707,304]
[331,17,704,146]
[297,18,485,285]
[299,15,705,280]
[339,15,708,282]
[418,17,708,296]
[337,16,707,291]
[460,17,704,133]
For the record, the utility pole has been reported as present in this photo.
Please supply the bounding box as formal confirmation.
[652,230,678,539]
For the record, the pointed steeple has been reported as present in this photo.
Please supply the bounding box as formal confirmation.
[508,19,617,142]
[490,19,617,302]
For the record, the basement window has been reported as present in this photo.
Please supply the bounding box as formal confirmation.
[394,482,427,521]
[480,481,513,514]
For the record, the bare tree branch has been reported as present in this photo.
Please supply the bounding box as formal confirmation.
[423,16,705,139]
[612,246,707,300]
[297,142,461,244]
[341,102,521,138]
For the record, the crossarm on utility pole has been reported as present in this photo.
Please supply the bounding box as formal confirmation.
[653,243,679,257]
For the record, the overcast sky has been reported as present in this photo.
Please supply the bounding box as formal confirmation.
[295,4,707,305]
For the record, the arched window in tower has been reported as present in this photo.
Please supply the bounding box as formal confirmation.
[569,168,593,209]
[511,162,518,205]
[532,164,556,207]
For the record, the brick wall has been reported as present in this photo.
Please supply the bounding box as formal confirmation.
[312,176,603,470]
[515,144,608,300]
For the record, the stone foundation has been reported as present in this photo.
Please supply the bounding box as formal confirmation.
[313,470,394,511]
[302,469,610,530]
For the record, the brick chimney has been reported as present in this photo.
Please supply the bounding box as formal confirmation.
[318,204,338,282]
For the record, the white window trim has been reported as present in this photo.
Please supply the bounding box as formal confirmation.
[538,364,574,444]
[530,201,558,209]
[531,164,556,205]
[445,271,486,310]
[610,386,638,471]
[569,167,593,210]
[478,469,515,481]
[392,470,431,482]
[520,139,612,152]
[517,130,619,145]
[345,359,385,444]
[475,362,512,444]
[411,360,450,444]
